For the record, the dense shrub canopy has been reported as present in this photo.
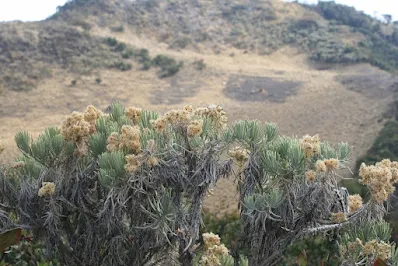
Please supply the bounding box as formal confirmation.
[1,103,398,266]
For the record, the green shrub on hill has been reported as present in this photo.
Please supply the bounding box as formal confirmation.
[316,1,375,31]
[357,121,398,168]
[152,55,183,78]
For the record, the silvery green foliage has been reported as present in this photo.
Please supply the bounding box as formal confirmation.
[228,120,394,266]
[0,102,232,266]
[1,105,397,266]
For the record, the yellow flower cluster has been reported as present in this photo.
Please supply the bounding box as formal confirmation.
[203,232,221,248]
[150,105,226,137]
[362,240,391,260]
[106,132,120,152]
[106,126,141,154]
[300,134,320,159]
[126,107,142,124]
[359,159,398,203]
[120,125,141,153]
[315,159,339,172]
[61,106,103,156]
[125,154,159,173]
[187,120,203,138]
[305,170,317,182]
[38,182,55,197]
[348,194,363,213]
[125,154,142,173]
[331,212,346,223]
[200,233,229,266]
[152,108,192,133]
[84,105,103,134]
[324,158,339,172]
[228,147,250,164]
[61,112,91,142]
[194,104,227,131]
[315,160,327,172]
[341,239,392,261]
[340,238,363,257]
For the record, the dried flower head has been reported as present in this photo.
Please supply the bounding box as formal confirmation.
[61,111,91,142]
[348,194,363,213]
[300,134,320,159]
[106,132,120,152]
[187,119,203,137]
[84,105,102,122]
[212,244,229,256]
[119,125,141,153]
[228,147,250,164]
[305,170,317,182]
[362,240,376,256]
[200,233,229,266]
[125,154,142,173]
[331,212,346,223]
[202,232,221,248]
[163,109,191,125]
[346,238,363,253]
[153,118,167,133]
[324,158,339,172]
[360,240,392,260]
[195,105,227,131]
[126,107,142,124]
[359,160,398,203]
[38,182,55,197]
[374,241,392,260]
[184,105,194,113]
[315,160,327,172]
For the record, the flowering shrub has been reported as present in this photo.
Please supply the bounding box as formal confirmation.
[1,103,398,266]
[0,103,231,265]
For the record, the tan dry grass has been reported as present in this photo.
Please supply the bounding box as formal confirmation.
[0,30,395,214]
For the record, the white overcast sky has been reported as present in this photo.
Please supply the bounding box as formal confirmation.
[0,0,397,22]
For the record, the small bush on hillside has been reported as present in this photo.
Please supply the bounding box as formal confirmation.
[3,74,38,92]
[315,1,374,31]
[169,37,191,49]
[356,120,398,168]
[152,55,183,77]
[122,48,135,59]
[105,37,118,47]
[112,61,132,71]
[136,48,152,66]
[114,43,126,52]
[110,25,125,32]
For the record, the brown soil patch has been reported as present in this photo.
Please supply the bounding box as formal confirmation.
[336,65,398,99]
[224,75,301,102]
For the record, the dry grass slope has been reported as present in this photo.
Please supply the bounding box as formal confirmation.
[1,0,398,215]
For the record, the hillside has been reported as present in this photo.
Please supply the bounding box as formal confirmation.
[1,0,398,215]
